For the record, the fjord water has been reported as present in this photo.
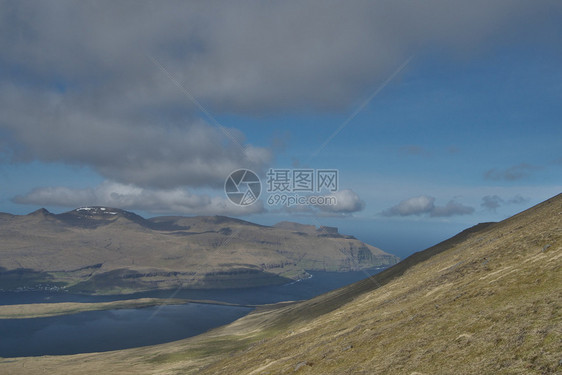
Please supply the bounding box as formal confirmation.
[0,268,385,357]
[0,304,252,357]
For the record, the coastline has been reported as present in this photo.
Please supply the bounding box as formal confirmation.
[0,297,253,319]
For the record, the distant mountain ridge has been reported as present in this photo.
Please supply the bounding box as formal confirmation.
[0,207,398,293]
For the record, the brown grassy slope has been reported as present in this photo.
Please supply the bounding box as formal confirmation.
[197,193,562,374]
[1,194,560,375]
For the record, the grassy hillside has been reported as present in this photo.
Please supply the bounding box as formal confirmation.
[1,194,560,374]
[0,207,397,293]
[196,193,561,374]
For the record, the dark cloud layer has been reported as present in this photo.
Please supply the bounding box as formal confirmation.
[382,195,474,217]
[2,1,558,112]
[481,195,503,212]
[484,163,540,182]
[0,88,270,188]
[1,1,560,213]
[481,194,530,212]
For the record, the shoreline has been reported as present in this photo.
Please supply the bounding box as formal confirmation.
[0,297,254,319]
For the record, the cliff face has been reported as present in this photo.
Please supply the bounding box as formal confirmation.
[0,207,398,293]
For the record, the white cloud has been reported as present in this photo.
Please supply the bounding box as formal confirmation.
[12,181,264,216]
[12,182,367,216]
[383,195,435,216]
[319,189,365,214]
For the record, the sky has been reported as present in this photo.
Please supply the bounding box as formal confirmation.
[1,1,561,258]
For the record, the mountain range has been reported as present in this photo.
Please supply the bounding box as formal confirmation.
[0,207,398,293]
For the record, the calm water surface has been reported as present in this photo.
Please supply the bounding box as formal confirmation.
[0,268,385,357]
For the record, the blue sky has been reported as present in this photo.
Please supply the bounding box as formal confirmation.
[1,1,561,258]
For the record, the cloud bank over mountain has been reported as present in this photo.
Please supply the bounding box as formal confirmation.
[1,1,560,215]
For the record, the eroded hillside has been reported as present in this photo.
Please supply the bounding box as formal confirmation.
[0,207,397,293]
